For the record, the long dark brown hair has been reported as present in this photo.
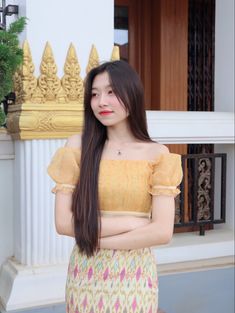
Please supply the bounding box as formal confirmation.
[72,60,153,256]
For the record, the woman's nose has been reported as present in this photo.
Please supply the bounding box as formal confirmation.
[98,93,108,107]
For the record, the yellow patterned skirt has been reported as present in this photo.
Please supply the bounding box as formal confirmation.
[66,245,158,313]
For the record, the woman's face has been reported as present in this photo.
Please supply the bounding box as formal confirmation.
[90,71,129,127]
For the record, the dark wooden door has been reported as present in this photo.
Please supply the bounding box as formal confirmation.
[115,0,188,156]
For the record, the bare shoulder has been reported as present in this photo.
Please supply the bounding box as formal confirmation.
[147,142,169,159]
[65,133,82,148]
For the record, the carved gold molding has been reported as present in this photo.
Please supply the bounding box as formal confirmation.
[7,42,119,140]
[7,103,84,139]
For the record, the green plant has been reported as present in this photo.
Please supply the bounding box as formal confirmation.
[0,105,6,127]
[0,17,27,104]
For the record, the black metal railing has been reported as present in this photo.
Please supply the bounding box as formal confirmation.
[175,153,226,235]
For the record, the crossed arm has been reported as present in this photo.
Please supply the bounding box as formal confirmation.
[54,191,175,250]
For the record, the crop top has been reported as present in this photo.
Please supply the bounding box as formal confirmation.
[47,147,183,217]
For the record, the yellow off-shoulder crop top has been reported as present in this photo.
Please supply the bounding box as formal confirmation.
[47,147,183,217]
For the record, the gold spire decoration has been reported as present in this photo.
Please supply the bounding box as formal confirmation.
[38,42,62,101]
[111,46,120,61]
[86,44,99,74]
[62,43,84,104]
[13,40,37,104]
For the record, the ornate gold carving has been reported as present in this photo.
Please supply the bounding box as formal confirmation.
[6,109,21,134]
[62,43,84,104]
[13,70,24,104]
[7,42,115,139]
[22,41,37,102]
[38,42,62,101]
[13,40,37,104]
[56,87,68,104]
[86,44,99,74]
[7,102,84,139]
[111,46,120,61]
[31,86,45,104]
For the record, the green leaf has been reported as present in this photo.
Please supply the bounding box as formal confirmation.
[0,17,26,101]
[8,17,27,34]
[0,106,6,127]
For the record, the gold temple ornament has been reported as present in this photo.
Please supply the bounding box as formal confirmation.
[6,41,119,140]
[111,46,120,61]
[86,44,100,74]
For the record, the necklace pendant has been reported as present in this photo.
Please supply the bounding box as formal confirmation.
[117,150,121,155]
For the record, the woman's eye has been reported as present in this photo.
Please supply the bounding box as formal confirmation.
[91,93,98,97]
[108,90,113,95]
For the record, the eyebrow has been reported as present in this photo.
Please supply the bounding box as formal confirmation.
[91,84,112,90]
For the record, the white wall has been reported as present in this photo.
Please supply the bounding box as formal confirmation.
[215,0,234,112]
[214,0,235,231]
[0,136,14,266]
[16,0,114,78]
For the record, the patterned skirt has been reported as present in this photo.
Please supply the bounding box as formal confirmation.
[66,245,158,313]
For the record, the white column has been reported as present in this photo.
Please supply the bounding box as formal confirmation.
[0,140,75,311]
[14,139,74,266]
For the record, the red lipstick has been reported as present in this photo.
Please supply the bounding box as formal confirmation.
[99,110,113,116]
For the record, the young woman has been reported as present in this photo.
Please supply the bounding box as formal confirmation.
[48,60,183,313]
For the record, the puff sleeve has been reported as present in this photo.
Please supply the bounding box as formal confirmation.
[47,147,80,193]
[149,153,183,197]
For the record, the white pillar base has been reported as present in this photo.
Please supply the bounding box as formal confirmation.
[0,258,67,311]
